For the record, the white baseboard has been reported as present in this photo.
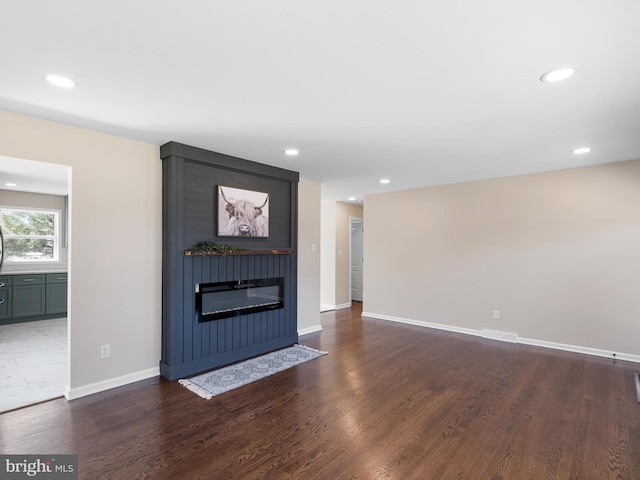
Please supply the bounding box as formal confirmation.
[482,329,518,344]
[518,337,640,363]
[298,324,323,336]
[362,311,482,338]
[321,302,352,312]
[363,311,640,364]
[65,366,160,401]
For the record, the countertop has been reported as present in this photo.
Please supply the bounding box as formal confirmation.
[0,270,68,275]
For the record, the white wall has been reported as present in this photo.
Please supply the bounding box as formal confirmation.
[297,179,322,334]
[363,160,640,361]
[320,201,336,310]
[0,110,162,397]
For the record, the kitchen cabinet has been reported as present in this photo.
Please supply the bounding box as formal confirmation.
[45,273,68,315]
[12,274,46,318]
[0,273,67,323]
[0,275,11,320]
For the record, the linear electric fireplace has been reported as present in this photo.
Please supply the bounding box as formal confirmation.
[196,277,284,322]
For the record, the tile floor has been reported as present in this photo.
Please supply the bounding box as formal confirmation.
[0,317,68,413]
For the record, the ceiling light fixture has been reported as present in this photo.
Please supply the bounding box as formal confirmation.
[540,67,576,83]
[572,147,591,154]
[45,74,76,88]
[348,196,356,201]
[5,183,17,187]
[380,178,390,184]
[284,149,299,156]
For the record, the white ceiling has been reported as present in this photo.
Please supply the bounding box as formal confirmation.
[0,156,69,196]
[1,0,639,201]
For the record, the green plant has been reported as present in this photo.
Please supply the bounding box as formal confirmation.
[188,241,241,255]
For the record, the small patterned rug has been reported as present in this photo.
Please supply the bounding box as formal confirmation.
[179,345,327,399]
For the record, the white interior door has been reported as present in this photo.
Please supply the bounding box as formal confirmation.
[350,219,363,302]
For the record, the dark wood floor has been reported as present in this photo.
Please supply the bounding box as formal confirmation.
[1,303,639,479]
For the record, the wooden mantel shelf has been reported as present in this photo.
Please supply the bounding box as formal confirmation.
[184,249,295,256]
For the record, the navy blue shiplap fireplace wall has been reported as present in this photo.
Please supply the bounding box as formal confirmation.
[160,142,299,380]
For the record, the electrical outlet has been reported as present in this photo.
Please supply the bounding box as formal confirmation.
[493,310,501,320]
[312,243,317,252]
[100,344,110,359]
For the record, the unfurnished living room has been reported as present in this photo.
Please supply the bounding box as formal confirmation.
[1,1,639,479]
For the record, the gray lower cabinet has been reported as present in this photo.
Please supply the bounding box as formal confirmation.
[46,274,68,315]
[0,275,11,320]
[0,290,10,319]
[12,275,46,318]
[0,273,67,322]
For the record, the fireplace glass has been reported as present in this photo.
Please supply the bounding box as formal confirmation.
[195,277,284,322]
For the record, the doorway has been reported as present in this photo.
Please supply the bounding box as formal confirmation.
[0,156,71,412]
[350,217,363,302]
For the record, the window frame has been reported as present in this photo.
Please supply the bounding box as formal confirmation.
[0,206,61,263]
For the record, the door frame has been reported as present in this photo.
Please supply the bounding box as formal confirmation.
[349,216,363,302]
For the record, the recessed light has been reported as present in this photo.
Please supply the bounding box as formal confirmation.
[45,74,76,88]
[572,147,591,154]
[5,183,17,187]
[380,179,390,184]
[348,196,356,201]
[540,67,576,83]
[284,149,299,156]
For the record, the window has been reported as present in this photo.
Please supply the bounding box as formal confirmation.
[0,208,60,262]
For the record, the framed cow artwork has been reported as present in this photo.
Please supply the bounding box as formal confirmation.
[217,186,270,238]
